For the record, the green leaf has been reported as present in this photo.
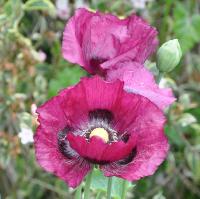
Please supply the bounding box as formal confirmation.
[185,107,200,122]
[185,149,200,182]
[1,0,24,28]
[24,0,55,14]
[90,169,107,192]
[153,191,166,199]
[177,113,197,128]
[91,168,134,199]
[165,125,183,146]
[173,3,200,53]
[48,66,86,97]
[0,14,7,26]
[112,178,133,199]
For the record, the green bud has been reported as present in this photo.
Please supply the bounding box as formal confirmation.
[157,39,182,73]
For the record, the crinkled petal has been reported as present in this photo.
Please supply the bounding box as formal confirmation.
[60,76,166,134]
[34,126,91,188]
[106,61,175,110]
[112,93,166,136]
[62,8,158,75]
[67,133,137,163]
[100,132,169,181]
[100,15,158,69]
[62,8,92,71]
[59,76,124,128]
[36,95,68,136]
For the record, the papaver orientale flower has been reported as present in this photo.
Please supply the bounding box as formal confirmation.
[62,8,158,76]
[34,76,169,188]
[62,8,175,110]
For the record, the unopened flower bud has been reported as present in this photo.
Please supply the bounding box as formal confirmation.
[157,39,182,73]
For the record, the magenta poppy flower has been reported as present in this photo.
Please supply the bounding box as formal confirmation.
[62,8,158,75]
[106,61,176,110]
[34,76,169,188]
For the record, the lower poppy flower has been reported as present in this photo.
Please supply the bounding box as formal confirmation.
[34,76,169,188]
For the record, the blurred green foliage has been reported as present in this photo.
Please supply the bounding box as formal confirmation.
[0,0,200,198]
[90,168,134,199]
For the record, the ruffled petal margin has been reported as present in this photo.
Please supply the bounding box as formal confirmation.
[106,61,176,110]
[62,8,158,74]
[34,126,92,188]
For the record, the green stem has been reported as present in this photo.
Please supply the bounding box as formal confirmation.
[121,180,128,199]
[75,184,82,199]
[107,177,113,199]
[84,169,93,199]
[96,191,103,199]
[156,72,163,84]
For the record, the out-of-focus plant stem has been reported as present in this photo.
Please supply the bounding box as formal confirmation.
[96,191,103,199]
[107,177,113,199]
[31,178,68,197]
[121,180,128,199]
[84,168,93,199]
[156,72,164,84]
[75,184,82,199]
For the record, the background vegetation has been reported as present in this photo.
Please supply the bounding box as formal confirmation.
[0,0,200,198]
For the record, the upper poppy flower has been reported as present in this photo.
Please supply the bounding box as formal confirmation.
[62,8,158,76]
[34,76,169,188]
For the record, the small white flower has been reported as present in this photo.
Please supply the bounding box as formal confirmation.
[18,127,34,145]
[131,0,153,9]
[34,50,46,62]
[31,103,37,117]
[56,0,70,20]
[38,50,47,62]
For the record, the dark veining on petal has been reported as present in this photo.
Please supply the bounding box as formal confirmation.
[84,157,111,165]
[120,133,130,143]
[57,126,77,159]
[118,148,137,165]
[89,109,114,123]
[86,109,118,142]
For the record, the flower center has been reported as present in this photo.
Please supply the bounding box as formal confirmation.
[89,128,109,143]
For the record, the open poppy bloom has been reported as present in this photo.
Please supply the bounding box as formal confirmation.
[62,8,158,76]
[34,76,169,188]
[62,8,175,110]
